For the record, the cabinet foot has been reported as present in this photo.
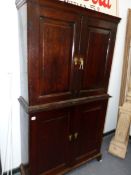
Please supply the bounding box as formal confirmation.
[96,155,102,162]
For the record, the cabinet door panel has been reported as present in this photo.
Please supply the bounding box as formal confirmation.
[74,100,108,162]
[30,110,70,175]
[28,5,81,105]
[83,28,110,89]
[39,18,73,96]
[79,18,117,97]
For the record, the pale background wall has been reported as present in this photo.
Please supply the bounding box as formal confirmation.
[0,1,21,172]
[0,0,131,171]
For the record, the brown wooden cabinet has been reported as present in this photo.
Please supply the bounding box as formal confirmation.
[29,99,108,175]
[16,0,120,174]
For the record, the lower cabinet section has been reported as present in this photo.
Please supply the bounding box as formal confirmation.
[29,99,108,175]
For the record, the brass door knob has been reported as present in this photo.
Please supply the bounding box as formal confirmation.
[74,57,79,66]
[69,135,73,142]
[74,132,79,140]
[79,58,84,70]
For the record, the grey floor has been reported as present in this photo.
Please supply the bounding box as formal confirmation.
[66,135,131,175]
[15,134,131,175]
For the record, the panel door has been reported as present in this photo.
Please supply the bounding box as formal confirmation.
[29,109,71,175]
[79,17,117,97]
[28,4,82,105]
[73,100,108,163]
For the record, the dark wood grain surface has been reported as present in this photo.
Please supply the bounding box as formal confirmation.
[26,0,120,106]
[17,0,120,174]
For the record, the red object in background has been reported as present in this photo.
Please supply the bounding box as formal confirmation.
[84,0,112,9]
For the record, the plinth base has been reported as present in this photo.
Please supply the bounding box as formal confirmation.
[108,137,128,159]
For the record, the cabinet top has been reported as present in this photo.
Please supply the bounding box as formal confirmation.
[16,0,120,22]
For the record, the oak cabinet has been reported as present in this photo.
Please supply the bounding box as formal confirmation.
[30,99,108,175]
[16,0,120,174]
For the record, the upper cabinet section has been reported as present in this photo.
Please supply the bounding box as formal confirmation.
[16,0,120,106]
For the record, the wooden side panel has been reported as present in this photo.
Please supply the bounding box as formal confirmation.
[18,3,28,102]
[20,105,29,165]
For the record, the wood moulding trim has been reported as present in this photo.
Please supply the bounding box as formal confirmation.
[18,94,110,114]
[40,0,121,23]
[18,96,29,113]
[15,0,121,23]
[19,153,102,175]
